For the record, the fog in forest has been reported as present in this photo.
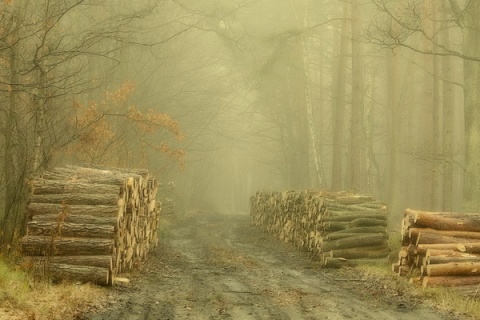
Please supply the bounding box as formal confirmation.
[0,0,478,244]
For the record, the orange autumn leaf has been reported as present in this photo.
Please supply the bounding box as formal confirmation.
[67,81,185,167]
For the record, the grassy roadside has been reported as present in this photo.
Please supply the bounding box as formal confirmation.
[356,262,480,319]
[0,258,108,320]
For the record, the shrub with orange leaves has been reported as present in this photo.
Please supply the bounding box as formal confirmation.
[66,81,185,168]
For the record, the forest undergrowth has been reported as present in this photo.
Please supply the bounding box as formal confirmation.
[0,258,108,320]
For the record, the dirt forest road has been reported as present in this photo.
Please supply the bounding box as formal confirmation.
[86,211,464,320]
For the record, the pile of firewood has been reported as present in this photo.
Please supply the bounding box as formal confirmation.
[250,190,389,267]
[394,209,480,296]
[250,190,325,250]
[320,192,388,267]
[20,165,160,285]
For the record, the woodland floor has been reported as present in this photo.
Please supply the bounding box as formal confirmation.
[85,211,471,320]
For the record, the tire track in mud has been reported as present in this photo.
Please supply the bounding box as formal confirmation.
[86,212,464,320]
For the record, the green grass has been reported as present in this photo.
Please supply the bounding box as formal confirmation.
[0,260,30,307]
[357,258,480,319]
[0,257,108,319]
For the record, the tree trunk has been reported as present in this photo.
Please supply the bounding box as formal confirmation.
[331,2,349,191]
[321,212,386,222]
[327,226,387,235]
[323,218,387,232]
[302,5,326,189]
[416,243,480,255]
[415,232,480,246]
[31,214,118,226]
[325,232,387,241]
[386,51,399,224]
[321,234,387,252]
[422,276,480,288]
[328,246,389,259]
[28,203,121,217]
[32,180,122,195]
[21,235,113,256]
[430,1,441,211]
[427,255,480,265]
[27,221,114,239]
[409,228,480,243]
[23,255,112,269]
[32,68,47,175]
[2,19,22,244]
[462,2,480,212]
[424,262,480,277]
[413,211,480,232]
[29,193,124,206]
[350,0,365,192]
[441,2,454,212]
[39,263,110,285]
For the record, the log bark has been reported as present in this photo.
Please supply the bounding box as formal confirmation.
[328,246,389,259]
[42,171,128,186]
[325,232,387,241]
[427,255,480,265]
[426,249,480,261]
[411,210,480,232]
[23,255,112,269]
[45,263,110,285]
[359,201,386,210]
[250,190,386,266]
[348,218,387,227]
[321,212,386,222]
[425,262,480,276]
[405,208,480,220]
[27,221,114,239]
[323,218,387,232]
[32,214,118,226]
[28,203,121,217]
[335,195,374,204]
[325,202,380,212]
[409,228,480,243]
[416,232,480,246]
[49,165,145,180]
[21,165,160,283]
[417,243,480,255]
[321,234,387,252]
[21,236,113,256]
[329,226,387,234]
[29,193,124,206]
[31,179,122,195]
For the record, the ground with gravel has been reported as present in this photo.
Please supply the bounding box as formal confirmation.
[85,210,470,320]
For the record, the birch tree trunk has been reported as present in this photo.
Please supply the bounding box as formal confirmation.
[294,0,326,188]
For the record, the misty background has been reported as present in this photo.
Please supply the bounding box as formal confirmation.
[1,0,478,244]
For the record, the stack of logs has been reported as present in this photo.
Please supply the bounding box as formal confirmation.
[395,209,480,296]
[250,190,389,268]
[20,165,160,285]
